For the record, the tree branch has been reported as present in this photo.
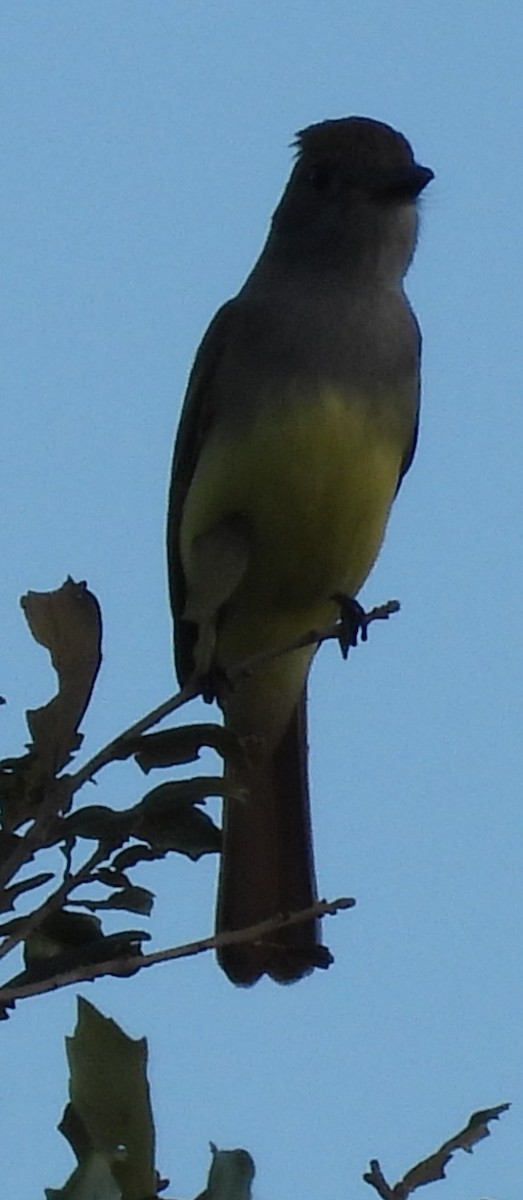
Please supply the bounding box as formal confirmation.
[0,895,355,1006]
[66,598,400,790]
[230,600,399,682]
[363,1160,395,1200]
[0,596,396,974]
[67,680,200,793]
[0,842,108,963]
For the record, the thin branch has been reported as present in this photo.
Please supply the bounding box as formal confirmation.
[67,679,200,792]
[229,600,400,682]
[0,683,199,891]
[0,776,70,892]
[0,843,107,963]
[0,895,355,1006]
[0,597,397,946]
[67,598,399,790]
[363,1161,395,1200]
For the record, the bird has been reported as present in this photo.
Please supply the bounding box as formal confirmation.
[167,116,433,985]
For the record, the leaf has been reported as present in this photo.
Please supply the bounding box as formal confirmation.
[0,829,22,862]
[205,1144,255,1200]
[93,867,131,890]
[1,911,147,992]
[364,1103,510,1199]
[400,1103,510,1195]
[65,998,156,1200]
[139,778,232,811]
[21,578,102,775]
[111,845,161,872]
[58,779,222,861]
[45,1149,124,1199]
[24,910,103,968]
[133,781,223,859]
[58,1102,93,1163]
[79,886,154,917]
[0,871,54,913]
[127,723,242,771]
[62,805,131,845]
[0,750,49,831]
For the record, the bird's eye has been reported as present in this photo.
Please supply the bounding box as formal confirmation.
[308,163,332,190]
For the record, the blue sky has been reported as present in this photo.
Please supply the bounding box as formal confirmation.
[1,3,521,1195]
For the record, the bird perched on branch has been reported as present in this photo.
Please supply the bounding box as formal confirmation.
[167,116,432,985]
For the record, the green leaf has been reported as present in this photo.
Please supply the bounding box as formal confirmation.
[110,845,160,872]
[24,910,103,967]
[0,829,22,862]
[139,777,231,810]
[206,1144,255,1200]
[58,1102,93,1163]
[0,750,49,831]
[94,867,131,890]
[133,781,223,859]
[0,919,147,991]
[0,870,54,913]
[45,1149,123,1199]
[62,805,130,844]
[65,999,156,1200]
[128,723,241,771]
[79,886,154,917]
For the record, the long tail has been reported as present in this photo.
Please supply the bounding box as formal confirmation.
[216,690,333,985]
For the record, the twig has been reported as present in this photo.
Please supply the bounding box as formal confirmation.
[0,777,70,892]
[0,895,355,1006]
[0,684,199,892]
[67,679,200,792]
[229,600,400,682]
[363,1161,395,1200]
[0,843,107,963]
[69,599,399,790]
[0,597,397,953]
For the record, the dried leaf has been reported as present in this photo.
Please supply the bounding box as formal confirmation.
[22,579,102,774]
[364,1103,510,1199]
[398,1104,510,1195]
[65,998,156,1200]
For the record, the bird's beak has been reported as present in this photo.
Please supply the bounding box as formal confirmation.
[411,164,434,196]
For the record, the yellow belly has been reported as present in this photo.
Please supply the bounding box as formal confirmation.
[181,387,405,662]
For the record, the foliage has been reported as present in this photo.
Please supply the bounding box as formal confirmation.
[46,999,507,1199]
[0,580,223,1016]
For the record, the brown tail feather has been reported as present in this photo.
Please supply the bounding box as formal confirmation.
[216,690,333,985]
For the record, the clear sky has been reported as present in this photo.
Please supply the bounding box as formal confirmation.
[1,3,521,1196]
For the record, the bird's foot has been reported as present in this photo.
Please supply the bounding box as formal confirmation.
[331,593,369,660]
[193,664,230,705]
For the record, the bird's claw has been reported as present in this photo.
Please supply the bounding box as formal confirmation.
[332,593,368,659]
